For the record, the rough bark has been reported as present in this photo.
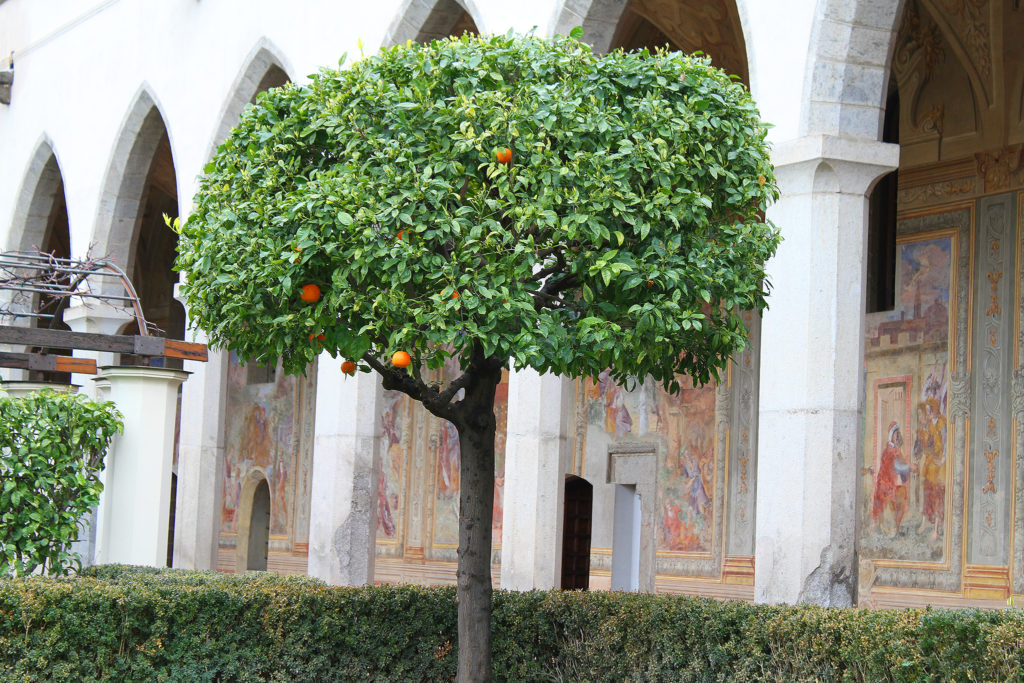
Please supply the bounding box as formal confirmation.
[454,362,500,683]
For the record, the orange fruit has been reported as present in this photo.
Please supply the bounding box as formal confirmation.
[397,230,406,241]
[451,290,459,299]
[391,350,411,368]
[300,283,321,303]
[341,360,357,375]
[647,280,654,288]
[496,147,512,164]
[309,333,325,343]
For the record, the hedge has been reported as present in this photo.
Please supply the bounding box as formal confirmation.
[1,565,1022,681]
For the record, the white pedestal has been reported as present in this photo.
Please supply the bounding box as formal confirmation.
[0,381,78,396]
[63,302,134,397]
[94,365,188,567]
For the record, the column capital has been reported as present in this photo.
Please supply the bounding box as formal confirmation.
[771,134,899,195]
[63,301,135,336]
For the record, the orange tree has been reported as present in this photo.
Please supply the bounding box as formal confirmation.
[175,32,779,683]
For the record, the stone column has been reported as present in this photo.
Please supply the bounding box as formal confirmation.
[172,342,227,570]
[306,358,382,585]
[63,302,134,397]
[171,281,227,570]
[754,135,898,606]
[94,366,189,566]
[499,367,572,590]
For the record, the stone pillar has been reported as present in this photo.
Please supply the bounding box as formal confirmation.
[306,358,382,585]
[95,366,189,566]
[499,367,572,590]
[63,302,134,397]
[171,281,226,570]
[172,341,228,571]
[755,135,898,606]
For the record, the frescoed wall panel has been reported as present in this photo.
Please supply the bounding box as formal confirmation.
[375,366,509,581]
[218,352,316,574]
[574,314,760,594]
[859,205,972,600]
[861,233,954,564]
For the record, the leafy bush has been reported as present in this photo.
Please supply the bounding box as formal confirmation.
[0,392,122,577]
[2,566,1022,681]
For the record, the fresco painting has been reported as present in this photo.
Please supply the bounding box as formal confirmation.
[377,390,411,540]
[221,352,313,544]
[584,372,717,553]
[862,235,952,562]
[431,364,510,548]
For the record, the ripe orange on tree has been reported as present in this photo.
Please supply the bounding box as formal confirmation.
[495,147,512,165]
[300,283,321,303]
[309,332,326,343]
[391,350,411,368]
[341,360,357,375]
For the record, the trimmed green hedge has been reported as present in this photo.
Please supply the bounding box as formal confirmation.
[1,566,1022,681]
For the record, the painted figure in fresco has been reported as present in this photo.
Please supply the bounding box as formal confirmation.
[871,422,910,536]
[438,419,461,494]
[273,456,288,533]
[377,468,396,536]
[605,383,633,435]
[241,405,273,468]
[681,445,710,517]
[914,398,947,540]
[662,502,683,547]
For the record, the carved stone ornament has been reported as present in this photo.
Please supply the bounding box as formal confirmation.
[975,146,1022,193]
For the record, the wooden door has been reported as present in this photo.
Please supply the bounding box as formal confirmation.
[560,476,593,590]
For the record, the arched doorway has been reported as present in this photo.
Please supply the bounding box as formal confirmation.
[561,476,593,590]
[235,471,272,572]
[247,479,271,571]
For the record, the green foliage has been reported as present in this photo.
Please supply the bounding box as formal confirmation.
[177,33,780,389]
[0,392,122,577]
[3,568,1024,681]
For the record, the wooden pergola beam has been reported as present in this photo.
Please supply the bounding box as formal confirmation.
[0,351,97,375]
[0,326,208,362]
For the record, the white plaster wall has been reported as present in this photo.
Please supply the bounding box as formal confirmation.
[0,0,826,254]
[734,0,818,144]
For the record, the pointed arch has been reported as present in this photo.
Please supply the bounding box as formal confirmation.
[382,0,484,47]
[91,84,178,277]
[802,0,907,140]
[550,0,749,84]
[206,39,294,157]
[8,136,67,254]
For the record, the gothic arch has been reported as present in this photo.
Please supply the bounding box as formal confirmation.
[8,137,66,254]
[549,0,749,83]
[802,0,908,140]
[91,85,178,281]
[206,39,295,157]
[382,0,484,47]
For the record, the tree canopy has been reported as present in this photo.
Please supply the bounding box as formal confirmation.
[176,33,780,394]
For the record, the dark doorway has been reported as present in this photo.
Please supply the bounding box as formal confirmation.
[560,476,593,590]
[166,472,177,567]
[247,479,271,571]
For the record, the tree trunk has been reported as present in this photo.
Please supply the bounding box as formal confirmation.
[454,364,501,683]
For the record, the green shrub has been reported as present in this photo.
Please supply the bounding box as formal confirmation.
[1,567,1020,681]
[0,391,122,577]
